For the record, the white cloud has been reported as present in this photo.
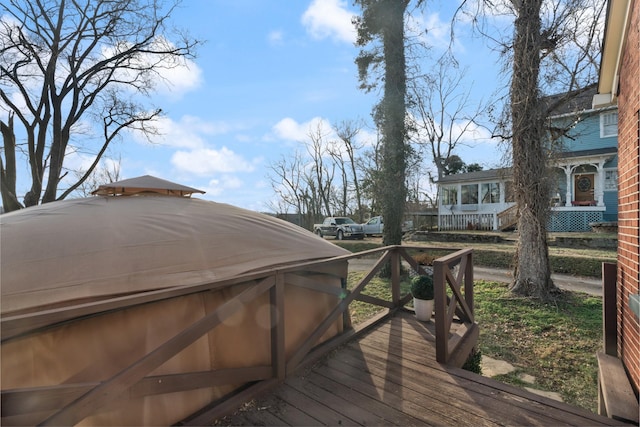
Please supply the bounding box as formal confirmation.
[155,56,203,96]
[101,36,203,97]
[451,120,495,145]
[132,115,236,149]
[301,0,356,44]
[171,147,257,175]
[203,175,244,196]
[355,128,377,148]
[271,116,332,142]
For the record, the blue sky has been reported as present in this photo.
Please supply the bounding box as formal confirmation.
[18,0,509,212]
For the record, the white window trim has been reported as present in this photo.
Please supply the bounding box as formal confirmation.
[604,169,618,191]
[600,111,618,138]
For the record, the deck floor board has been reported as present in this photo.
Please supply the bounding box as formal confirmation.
[215,311,623,426]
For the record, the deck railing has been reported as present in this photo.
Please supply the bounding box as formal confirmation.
[1,245,477,426]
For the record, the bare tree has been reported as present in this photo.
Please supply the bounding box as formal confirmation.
[355,129,382,215]
[409,56,487,181]
[267,152,306,215]
[306,123,335,217]
[73,155,122,197]
[329,120,367,222]
[0,0,202,212]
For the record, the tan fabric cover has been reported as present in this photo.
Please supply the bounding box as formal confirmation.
[1,195,348,314]
[1,195,348,425]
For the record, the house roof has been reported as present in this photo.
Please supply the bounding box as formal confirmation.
[556,147,618,159]
[544,84,600,117]
[436,168,511,184]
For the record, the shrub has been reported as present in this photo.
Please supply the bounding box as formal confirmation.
[410,275,434,300]
[462,348,482,375]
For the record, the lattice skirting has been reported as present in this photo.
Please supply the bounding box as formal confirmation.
[548,211,603,232]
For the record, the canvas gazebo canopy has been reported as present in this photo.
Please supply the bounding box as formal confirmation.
[1,176,349,426]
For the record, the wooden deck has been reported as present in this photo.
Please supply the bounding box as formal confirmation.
[214,311,623,427]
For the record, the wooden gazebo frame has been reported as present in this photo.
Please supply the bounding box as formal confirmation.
[2,245,477,426]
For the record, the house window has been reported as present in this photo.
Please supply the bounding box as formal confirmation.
[604,170,618,191]
[481,182,500,204]
[461,184,478,204]
[442,186,457,205]
[600,111,618,138]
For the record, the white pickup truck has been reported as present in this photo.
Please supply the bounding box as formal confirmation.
[362,216,414,236]
[313,217,364,240]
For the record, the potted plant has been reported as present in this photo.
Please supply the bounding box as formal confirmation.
[411,275,434,322]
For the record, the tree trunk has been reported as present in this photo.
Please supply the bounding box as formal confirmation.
[0,115,23,212]
[380,0,408,247]
[508,0,557,299]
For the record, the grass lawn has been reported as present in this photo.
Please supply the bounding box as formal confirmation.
[346,271,603,413]
[473,280,602,412]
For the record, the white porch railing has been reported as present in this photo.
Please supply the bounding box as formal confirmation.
[438,205,606,232]
[438,213,497,231]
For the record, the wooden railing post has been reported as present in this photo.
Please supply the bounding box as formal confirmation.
[464,251,474,323]
[391,247,401,307]
[433,259,448,364]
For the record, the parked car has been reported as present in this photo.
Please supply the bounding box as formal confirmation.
[361,216,414,236]
[362,216,384,236]
[313,217,364,240]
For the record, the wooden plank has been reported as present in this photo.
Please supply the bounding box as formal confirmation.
[597,351,639,424]
[285,373,387,425]
[40,276,276,426]
[304,368,427,426]
[262,395,324,426]
[337,342,597,426]
[346,316,615,426]
[2,366,273,417]
[2,384,89,417]
[275,383,361,426]
[322,348,499,426]
[209,311,617,427]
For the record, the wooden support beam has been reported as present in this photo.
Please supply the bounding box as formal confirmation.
[602,262,617,356]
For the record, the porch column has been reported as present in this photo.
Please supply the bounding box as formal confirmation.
[562,165,575,207]
[595,161,606,206]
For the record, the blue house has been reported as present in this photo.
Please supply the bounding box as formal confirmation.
[437,86,618,232]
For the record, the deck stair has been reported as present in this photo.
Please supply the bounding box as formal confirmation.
[498,205,518,231]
